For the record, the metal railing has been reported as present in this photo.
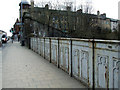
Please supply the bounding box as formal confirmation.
[30,37,120,88]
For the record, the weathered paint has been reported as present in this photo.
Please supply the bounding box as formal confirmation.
[94,41,120,88]
[45,38,50,61]
[59,39,71,74]
[30,37,120,88]
[30,38,33,50]
[32,37,35,51]
[72,40,93,87]
[34,38,38,53]
[51,38,58,65]
[38,38,41,55]
[40,38,44,57]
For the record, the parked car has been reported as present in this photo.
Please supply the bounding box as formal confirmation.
[7,36,10,41]
[1,34,7,43]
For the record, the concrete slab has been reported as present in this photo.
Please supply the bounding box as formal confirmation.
[2,41,86,88]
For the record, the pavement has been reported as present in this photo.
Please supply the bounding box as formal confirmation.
[2,41,86,88]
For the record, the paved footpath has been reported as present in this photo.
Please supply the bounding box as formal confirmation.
[2,41,86,88]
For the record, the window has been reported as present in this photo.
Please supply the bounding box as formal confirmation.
[65,17,67,21]
[2,35,6,38]
[65,24,66,29]
[53,17,55,21]
[55,24,58,28]
[106,21,108,24]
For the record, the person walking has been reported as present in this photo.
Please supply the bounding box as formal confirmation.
[18,34,20,42]
[11,35,14,43]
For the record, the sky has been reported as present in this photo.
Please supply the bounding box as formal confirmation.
[0,0,119,36]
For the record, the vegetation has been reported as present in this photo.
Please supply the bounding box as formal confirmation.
[23,1,119,40]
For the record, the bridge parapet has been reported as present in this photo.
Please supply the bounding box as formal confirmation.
[30,37,120,88]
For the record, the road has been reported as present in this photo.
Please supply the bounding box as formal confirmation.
[2,40,86,88]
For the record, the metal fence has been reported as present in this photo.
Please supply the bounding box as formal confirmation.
[30,37,120,88]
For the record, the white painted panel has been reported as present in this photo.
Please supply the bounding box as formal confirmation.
[97,55,108,88]
[81,51,88,83]
[65,47,69,70]
[73,49,79,77]
[113,59,119,88]
[60,46,64,66]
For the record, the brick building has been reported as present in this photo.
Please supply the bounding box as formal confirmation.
[13,18,20,34]
[20,0,119,42]
[19,0,31,22]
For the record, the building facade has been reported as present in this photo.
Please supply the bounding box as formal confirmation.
[110,19,119,32]
[13,18,20,34]
[19,0,31,22]
[20,0,119,41]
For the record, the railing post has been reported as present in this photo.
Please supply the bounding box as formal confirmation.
[37,38,38,53]
[28,37,31,49]
[44,38,45,59]
[49,38,51,63]
[92,39,95,90]
[57,38,60,68]
[70,39,73,77]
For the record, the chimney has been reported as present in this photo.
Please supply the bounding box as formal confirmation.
[103,13,106,18]
[66,6,71,11]
[97,10,100,16]
[77,9,82,13]
[31,0,34,8]
[45,4,49,10]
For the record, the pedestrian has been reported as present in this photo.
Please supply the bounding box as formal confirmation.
[18,35,20,42]
[11,35,14,43]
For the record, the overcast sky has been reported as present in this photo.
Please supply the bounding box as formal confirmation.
[0,0,119,36]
